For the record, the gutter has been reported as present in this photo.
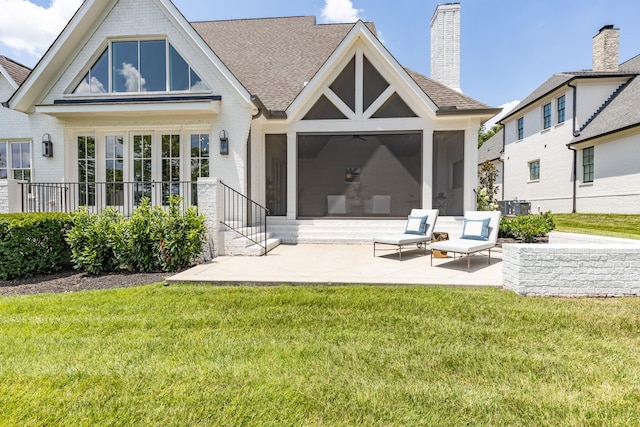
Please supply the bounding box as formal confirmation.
[567,81,579,213]
[436,107,502,117]
[251,95,287,120]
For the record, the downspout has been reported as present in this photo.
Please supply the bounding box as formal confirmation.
[567,81,579,213]
[501,124,506,201]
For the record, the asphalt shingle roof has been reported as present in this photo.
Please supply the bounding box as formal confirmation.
[478,128,503,163]
[192,16,493,114]
[571,75,640,144]
[0,55,31,86]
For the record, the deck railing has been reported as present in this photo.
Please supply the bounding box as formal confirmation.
[19,181,195,216]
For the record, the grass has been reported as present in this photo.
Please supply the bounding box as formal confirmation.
[553,213,640,240]
[1,285,640,426]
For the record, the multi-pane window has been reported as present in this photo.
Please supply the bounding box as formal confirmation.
[74,40,208,94]
[557,95,566,123]
[77,136,96,206]
[543,103,552,129]
[190,134,210,204]
[583,147,594,183]
[161,134,181,205]
[105,135,124,206]
[0,141,31,181]
[517,117,524,140]
[529,160,540,181]
[133,134,153,204]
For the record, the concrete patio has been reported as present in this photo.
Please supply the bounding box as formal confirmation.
[167,244,504,287]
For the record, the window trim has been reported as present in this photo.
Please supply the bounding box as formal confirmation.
[582,146,594,183]
[557,95,566,124]
[0,139,32,181]
[528,159,540,181]
[517,117,524,140]
[543,102,552,129]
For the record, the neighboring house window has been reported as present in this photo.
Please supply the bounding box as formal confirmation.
[0,141,31,181]
[557,95,566,123]
[529,160,540,181]
[190,134,210,204]
[517,117,524,140]
[543,103,552,129]
[73,41,209,94]
[583,146,594,183]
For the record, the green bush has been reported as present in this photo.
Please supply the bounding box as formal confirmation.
[0,213,73,280]
[499,212,556,243]
[66,197,206,274]
[66,207,121,275]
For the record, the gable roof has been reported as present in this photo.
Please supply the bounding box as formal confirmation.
[0,55,31,88]
[192,16,496,116]
[570,75,640,144]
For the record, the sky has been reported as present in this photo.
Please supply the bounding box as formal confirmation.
[1,0,640,120]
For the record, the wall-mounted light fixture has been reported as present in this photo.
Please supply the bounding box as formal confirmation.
[219,130,229,155]
[42,133,53,157]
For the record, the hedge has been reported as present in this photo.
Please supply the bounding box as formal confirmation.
[0,212,74,280]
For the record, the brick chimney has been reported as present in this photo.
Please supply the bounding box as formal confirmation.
[592,25,619,72]
[430,2,461,92]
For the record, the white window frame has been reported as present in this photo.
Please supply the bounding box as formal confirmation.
[0,139,32,181]
[528,159,540,181]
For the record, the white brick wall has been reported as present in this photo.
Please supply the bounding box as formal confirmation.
[503,236,640,297]
[0,180,7,213]
[430,3,460,91]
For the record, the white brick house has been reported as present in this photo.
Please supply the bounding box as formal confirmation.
[2,0,499,249]
[500,26,640,214]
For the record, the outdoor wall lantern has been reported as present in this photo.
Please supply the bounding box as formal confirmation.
[42,133,53,157]
[219,130,229,155]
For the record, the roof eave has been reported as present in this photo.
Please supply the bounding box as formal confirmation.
[437,107,502,117]
[568,123,640,147]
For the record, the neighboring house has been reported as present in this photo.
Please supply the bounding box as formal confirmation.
[0,56,32,212]
[500,25,640,214]
[2,0,498,236]
[478,128,504,200]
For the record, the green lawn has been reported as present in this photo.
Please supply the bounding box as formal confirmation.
[554,213,640,240]
[1,285,639,426]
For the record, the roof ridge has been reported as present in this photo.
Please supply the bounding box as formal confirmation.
[190,15,316,24]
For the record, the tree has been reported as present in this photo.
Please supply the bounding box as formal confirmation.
[478,124,503,148]
[477,161,500,211]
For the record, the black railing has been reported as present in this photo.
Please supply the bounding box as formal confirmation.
[20,181,195,216]
[220,181,270,255]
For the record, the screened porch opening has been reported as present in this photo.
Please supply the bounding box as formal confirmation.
[297,133,422,218]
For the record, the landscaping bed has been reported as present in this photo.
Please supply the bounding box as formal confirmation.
[0,270,171,296]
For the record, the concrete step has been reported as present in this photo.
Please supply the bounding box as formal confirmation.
[267,217,465,244]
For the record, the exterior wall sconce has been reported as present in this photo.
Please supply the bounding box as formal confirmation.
[219,130,229,155]
[42,133,53,157]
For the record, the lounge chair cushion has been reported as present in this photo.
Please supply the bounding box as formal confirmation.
[460,217,491,241]
[405,215,428,235]
[430,238,495,254]
[374,233,432,246]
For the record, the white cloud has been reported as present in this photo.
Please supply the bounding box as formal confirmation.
[484,100,520,129]
[0,0,81,60]
[118,62,145,92]
[320,0,362,24]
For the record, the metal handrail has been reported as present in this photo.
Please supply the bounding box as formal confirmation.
[220,181,270,255]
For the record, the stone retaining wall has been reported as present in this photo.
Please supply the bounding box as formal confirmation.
[503,233,640,297]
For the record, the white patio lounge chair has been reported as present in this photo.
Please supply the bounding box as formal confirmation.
[373,209,439,259]
[430,210,501,271]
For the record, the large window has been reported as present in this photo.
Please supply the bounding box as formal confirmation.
[78,135,96,206]
[0,141,31,181]
[529,160,540,181]
[557,95,566,123]
[543,103,552,129]
[583,147,594,183]
[74,40,208,94]
[517,117,524,140]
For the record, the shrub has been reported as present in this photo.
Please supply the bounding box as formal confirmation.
[66,197,206,274]
[499,212,555,243]
[66,207,122,275]
[0,213,73,280]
